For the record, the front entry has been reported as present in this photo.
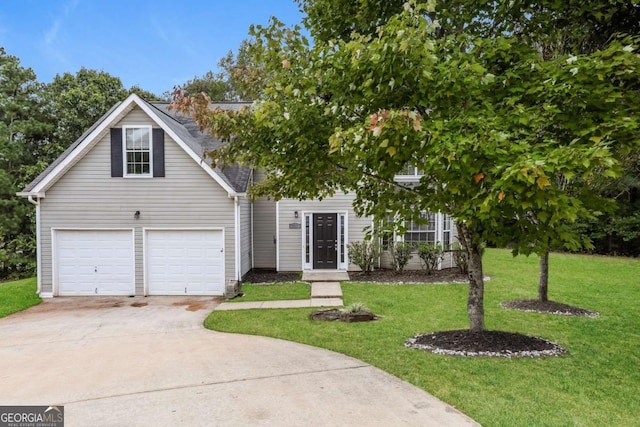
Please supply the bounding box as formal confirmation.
[313,213,337,269]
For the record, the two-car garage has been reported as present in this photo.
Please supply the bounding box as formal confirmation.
[53,229,225,296]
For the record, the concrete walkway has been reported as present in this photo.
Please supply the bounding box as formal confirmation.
[216,273,346,311]
[0,297,481,426]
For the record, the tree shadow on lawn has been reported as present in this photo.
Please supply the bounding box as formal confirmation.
[350,270,571,358]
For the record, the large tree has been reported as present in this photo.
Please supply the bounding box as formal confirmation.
[0,48,52,279]
[300,0,640,304]
[44,68,127,158]
[174,2,639,332]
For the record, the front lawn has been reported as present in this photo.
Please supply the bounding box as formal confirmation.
[227,282,310,302]
[0,277,41,318]
[205,249,640,426]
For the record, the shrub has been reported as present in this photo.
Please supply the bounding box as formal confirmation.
[417,243,445,275]
[389,241,413,273]
[451,242,469,274]
[341,302,371,314]
[347,240,380,274]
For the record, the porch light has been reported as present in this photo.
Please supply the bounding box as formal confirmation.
[294,211,299,218]
[134,210,140,219]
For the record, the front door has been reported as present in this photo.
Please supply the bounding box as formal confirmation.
[313,213,337,269]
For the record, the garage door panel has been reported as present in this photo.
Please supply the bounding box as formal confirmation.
[146,230,224,296]
[56,230,134,296]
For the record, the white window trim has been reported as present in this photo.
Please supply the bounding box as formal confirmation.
[123,125,153,178]
[403,212,437,245]
[394,165,424,182]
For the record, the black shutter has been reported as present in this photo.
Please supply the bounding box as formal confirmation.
[153,128,165,177]
[110,128,123,177]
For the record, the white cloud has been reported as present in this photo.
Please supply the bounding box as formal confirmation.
[42,0,78,64]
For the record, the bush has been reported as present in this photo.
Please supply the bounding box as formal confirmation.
[417,243,445,275]
[451,242,469,274]
[389,241,413,273]
[347,240,380,274]
[341,302,371,314]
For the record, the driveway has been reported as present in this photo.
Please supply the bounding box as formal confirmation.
[0,297,479,426]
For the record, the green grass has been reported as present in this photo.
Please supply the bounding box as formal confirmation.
[0,277,41,318]
[227,282,310,302]
[205,249,640,426]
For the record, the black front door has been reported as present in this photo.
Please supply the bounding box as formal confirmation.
[313,213,337,269]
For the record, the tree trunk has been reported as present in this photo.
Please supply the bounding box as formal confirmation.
[456,223,485,333]
[538,250,549,302]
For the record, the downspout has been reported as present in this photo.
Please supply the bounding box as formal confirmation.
[275,201,280,272]
[250,200,254,270]
[27,196,42,295]
[234,196,241,281]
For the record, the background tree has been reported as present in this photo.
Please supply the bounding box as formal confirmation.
[0,48,52,279]
[43,68,127,160]
[178,70,232,101]
[174,3,640,333]
[177,39,263,101]
[128,85,166,102]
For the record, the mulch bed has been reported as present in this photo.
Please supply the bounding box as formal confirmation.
[243,268,468,284]
[310,309,379,322]
[349,268,468,284]
[243,269,301,283]
[501,299,599,318]
[405,330,568,358]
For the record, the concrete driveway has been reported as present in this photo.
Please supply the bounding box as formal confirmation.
[0,297,479,426]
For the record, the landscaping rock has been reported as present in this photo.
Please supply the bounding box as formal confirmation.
[405,330,568,358]
[501,299,599,317]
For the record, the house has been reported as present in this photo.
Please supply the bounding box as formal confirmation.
[18,94,457,298]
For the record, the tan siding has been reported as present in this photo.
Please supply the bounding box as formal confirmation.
[240,196,252,277]
[40,106,235,295]
[277,192,370,271]
[251,170,276,269]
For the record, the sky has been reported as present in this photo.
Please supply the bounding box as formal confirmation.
[0,0,305,95]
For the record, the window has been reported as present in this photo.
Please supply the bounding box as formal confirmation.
[398,164,424,176]
[379,215,395,249]
[124,126,152,176]
[404,212,436,245]
[305,215,310,264]
[442,214,452,249]
[340,214,345,264]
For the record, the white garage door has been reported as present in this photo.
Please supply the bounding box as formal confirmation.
[146,230,225,295]
[55,230,135,296]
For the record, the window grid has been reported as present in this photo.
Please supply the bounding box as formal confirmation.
[305,215,310,264]
[125,127,151,175]
[404,212,436,245]
[442,214,452,249]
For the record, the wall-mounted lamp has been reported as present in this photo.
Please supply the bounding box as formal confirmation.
[134,210,140,220]
[294,211,299,218]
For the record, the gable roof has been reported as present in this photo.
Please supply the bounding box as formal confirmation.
[19,94,252,197]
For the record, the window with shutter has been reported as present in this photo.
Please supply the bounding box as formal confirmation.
[111,127,165,178]
[123,126,152,176]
